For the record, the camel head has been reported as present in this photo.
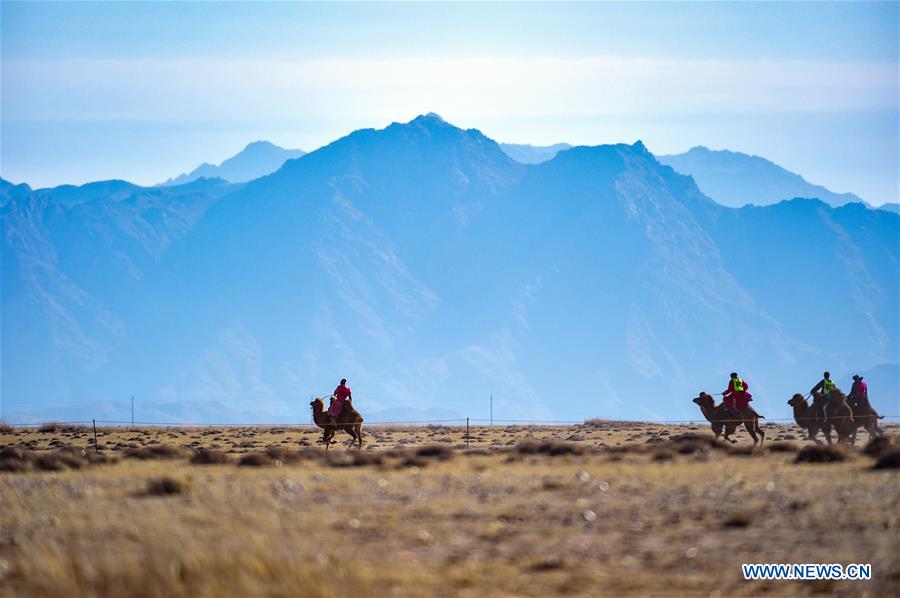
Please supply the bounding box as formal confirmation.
[310,397,325,410]
[787,393,808,408]
[692,392,715,410]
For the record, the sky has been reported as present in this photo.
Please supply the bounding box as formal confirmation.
[2,2,898,205]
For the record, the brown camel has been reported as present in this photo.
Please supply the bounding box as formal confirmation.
[310,397,364,451]
[692,392,765,447]
[810,389,855,444]
[846,395,884,444]
[787,394,828,444]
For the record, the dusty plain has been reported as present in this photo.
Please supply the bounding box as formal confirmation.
[1,420,899,597]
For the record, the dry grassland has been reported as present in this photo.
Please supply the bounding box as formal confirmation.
[1,421,899,597]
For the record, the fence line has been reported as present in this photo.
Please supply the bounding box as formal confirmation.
[3,415,899,428]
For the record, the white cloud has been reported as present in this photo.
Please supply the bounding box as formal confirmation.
[4,55,896,127]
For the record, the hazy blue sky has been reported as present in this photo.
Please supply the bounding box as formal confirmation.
[2,2,898,204]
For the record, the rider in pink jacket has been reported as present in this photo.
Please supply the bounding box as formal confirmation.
[329,378,352,422]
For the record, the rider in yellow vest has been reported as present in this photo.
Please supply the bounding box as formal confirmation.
[810,371,836,422]
[723,372,752,413]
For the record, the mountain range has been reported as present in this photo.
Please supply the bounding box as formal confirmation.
[160,140,305,186]
[656,146,867,208]
[2,114,897,424]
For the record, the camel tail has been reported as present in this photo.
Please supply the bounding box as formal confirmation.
[878,415,885,419]
[758,415,765,419]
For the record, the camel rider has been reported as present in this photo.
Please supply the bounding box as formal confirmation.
[329,378,352,425]
[810,371,835,421]
[723,372,752,415]
[848,374,868,410]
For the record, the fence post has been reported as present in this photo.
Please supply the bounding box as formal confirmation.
[466,417,470,449]
[92,418,99,453]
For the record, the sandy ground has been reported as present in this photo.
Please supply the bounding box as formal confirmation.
[1,421,898,597]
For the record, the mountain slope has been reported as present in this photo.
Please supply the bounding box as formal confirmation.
[1,178,240,404]
[2,116,897,423]
[162,141,305,185]
[658,146,866,208]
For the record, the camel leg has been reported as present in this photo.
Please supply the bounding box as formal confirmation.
[712,424,722,440]
[744,421,758,447]
[822,425,833,446]
[757,421,765,447]
[725,424,738,444]
[356,424,364,449]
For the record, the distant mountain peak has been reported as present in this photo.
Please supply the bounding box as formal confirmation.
[161,141,305,186]
[242,140,279,150]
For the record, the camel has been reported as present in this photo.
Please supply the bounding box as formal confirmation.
[787,393,828,444]
[809,389,855,444]
[692,392,765,447]
[846,395,884,444]
[309,397,364,451]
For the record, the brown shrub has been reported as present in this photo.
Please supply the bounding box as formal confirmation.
[0,420,13,434]
[0,445,32,460]
[38,422,60,433]
[668,433,727,450]
[415,445,454,460]
[767,442,799,453]
[0,458,31,472]
[34,455,67,471]
[145,477,189,496]
[124,445,186,460]
[264,446,307,464]
[653,449,675,462]
[872,448,900,470]
[726,445,757,457]
[328,452,384,468]
[238,453,273,467]
[401,456,430,468]
[190,449,229,465]
[516,440,584,456]
[722,512,753,528]
[863,435,898,457]
[795,445,847,464]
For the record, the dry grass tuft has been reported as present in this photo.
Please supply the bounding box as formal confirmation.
[38,422,60,433]
[190,448,229,465]
[795,445,847,464]
[144,476,189,495]
[0,420,13,434]
[872,447,900,470]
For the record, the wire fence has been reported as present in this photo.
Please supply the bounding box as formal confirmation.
[3,415,899,428]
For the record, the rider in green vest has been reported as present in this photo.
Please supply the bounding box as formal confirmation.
[810,371,836,422]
